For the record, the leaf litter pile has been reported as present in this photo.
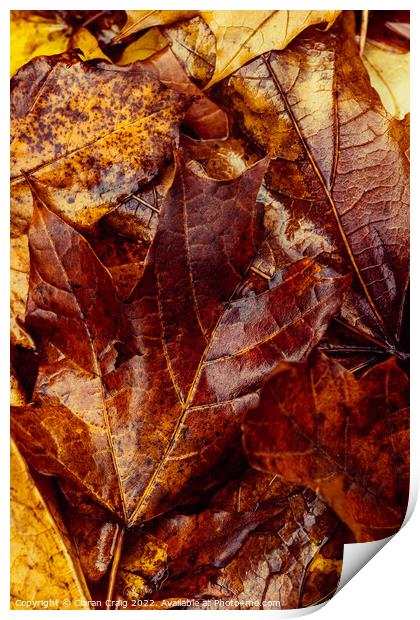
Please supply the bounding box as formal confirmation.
[10,9,409,611]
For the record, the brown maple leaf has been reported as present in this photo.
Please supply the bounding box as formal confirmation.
[213,11,409,353]
[243,351,409,541]
[116,469,351,609]
[11,152,348,529]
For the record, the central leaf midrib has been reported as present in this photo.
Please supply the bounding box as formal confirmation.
[262,56,391,345]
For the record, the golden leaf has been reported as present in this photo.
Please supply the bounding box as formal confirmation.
[117,10,341,85]
[10,11,71,77]
[70,27,111,62]
[116,10,197,39]
[118,27,168,64]
[10,440,91,609]
[363,43,410,119]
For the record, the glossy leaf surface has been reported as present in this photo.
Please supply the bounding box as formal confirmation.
[215,12,409,351]
[12,156,348,526]
[244,352,409,541]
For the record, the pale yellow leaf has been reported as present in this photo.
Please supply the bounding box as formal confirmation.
[10,440,91,609]
[116,10,197,40]
[363,42,410,120]
[202,10,341,86]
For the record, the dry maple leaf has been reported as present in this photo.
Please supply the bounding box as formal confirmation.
[11,152,349,529]
[214,11,409,354]
[116,470,350,609]
[116,10,341,86]
[10,51,189,348]
[243,352,409,542]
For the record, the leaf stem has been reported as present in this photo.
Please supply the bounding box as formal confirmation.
[359,10,369,57]
[106,525,126,609]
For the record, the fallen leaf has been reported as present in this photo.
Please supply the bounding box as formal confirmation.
[202,10,341,87]
[117,27,168,64]
[362,44,409,120]
[243,352,409,541]
[117,470,350,609]
[10,11,71,77]
[11,368,26,407]
[70,10,127,47]
[10,51,189,347]
[132,47,229,140]
[116,10,197,40]
[11,153,348,528]
[117,10,341,86]
[63,506,120,584]
[70,26,111,62]
[215,11,409,351]
[10,440,91,609]
[85,166,175,300]
[163,16,216,87]
[181,134,261,180]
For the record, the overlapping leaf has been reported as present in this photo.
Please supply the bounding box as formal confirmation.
[10,52,189,347]
[243,352,409,541]
[214,11,409,352]
[116,10,341,85]
[9,9,410,608]
[116,470,350,609]
[11,153,348,527]
[10,11,71,77]
[128,47,229,140]
[362,11,410,120]
[11,441,91,609]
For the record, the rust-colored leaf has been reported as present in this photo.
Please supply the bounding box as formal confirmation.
[116,470,350,609]
[10,52,189,347]
[134,47,229,140]
[214,11,409,352]
[11,153,348,528]
[87,165,175,300]
[243,352,409,541]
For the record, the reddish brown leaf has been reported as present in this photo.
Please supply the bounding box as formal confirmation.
[10,51,189,348]
[243,352,409,541]
[116,470,350,609]
[11,153,348,528]
[64,507,120,584]
[87,165,176,300]
[213,11,409,352]
[139,47,228,140]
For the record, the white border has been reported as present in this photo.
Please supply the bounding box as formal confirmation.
[2,2,417,618]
